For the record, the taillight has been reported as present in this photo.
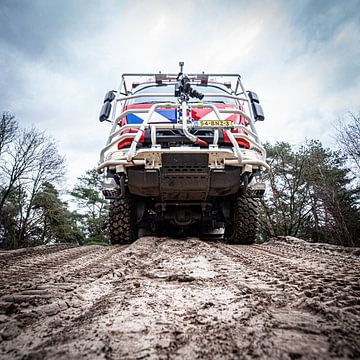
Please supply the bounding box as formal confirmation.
[222,129,250,149]
[117,130,145,149]
[117,138,134,149]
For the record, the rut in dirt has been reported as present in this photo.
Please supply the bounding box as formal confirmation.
[0,236,359,360]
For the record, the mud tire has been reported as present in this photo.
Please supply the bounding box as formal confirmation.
[226,195,258,245]
[109,197,136,245]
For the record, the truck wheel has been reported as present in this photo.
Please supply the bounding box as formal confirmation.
[226,195,258,245]
[109,197,136,245]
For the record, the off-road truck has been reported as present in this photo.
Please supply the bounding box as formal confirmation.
[97,63,269,244]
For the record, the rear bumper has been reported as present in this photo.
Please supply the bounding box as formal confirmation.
[127,165,242,200]
[97,145,269,174]
[99,147,267,201]
[101,151,266,200]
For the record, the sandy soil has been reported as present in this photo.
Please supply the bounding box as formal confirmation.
[0,236,359,359]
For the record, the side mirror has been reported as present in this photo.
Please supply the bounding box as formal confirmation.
[252,102,265,121]
[99,90,116,122]
[99,102,112,122]
[247,91,265,121]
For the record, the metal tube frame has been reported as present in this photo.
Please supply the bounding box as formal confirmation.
[98,73,269,173]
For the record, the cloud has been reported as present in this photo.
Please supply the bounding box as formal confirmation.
[290,0,360,54]
[0,0,359,185]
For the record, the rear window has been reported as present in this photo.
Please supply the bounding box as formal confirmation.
[128,84,237,105]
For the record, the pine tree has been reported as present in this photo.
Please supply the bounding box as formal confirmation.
[71,169,109,244]
[33,182,84,244]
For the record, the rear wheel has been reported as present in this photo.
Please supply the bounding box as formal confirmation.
[226,195,258,245]
[109,197,136,245]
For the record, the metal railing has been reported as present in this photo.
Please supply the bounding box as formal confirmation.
[99,103,269,172]
[98,73,269,173]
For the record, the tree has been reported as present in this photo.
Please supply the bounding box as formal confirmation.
[0,112,18,157]
[0,113,70,248]
[335,112,360,177]
[302,140,360,246]
[0,126,60,217]
[258,142,312,240]
[32,182,84,244]
[259,141,360,246]
[15,134,65,246]
[0,187,21,248]
[71,168,108,243]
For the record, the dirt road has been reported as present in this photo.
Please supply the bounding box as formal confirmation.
[0,236,359,359]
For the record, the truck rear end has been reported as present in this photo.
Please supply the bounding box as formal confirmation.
[98,65,269,244]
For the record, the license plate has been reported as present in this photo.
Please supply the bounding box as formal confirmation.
[194,120,233,127]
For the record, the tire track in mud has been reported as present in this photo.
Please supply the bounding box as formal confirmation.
[32,237,275,360]
[0,244,77,266]
[211,241,360,358]
[215,242,360,309]
[0,245,125,294]
[1,237,360,359]
[0,244,129,360]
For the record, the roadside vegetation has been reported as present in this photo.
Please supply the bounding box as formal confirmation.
[0,111,359,249]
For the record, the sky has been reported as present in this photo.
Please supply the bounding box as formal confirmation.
[1,0,359,186]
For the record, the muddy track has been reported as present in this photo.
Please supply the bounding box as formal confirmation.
[0,237,359,359]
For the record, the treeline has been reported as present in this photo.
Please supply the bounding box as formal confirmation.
[259,139,359,246]
[0,113,108,248]
[0,111,359,248]
[259,112,360,246]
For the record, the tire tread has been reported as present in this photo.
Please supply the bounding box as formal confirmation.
[228,195,258,245]
[109,198,134,244]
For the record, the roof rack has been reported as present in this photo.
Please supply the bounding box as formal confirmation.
[119,73,243,96]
